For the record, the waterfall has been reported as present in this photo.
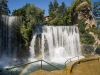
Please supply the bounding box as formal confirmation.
[0,15,9,57]
[0,14,82,67]
[29,26,82,63]
[0,15,22,67]
[8,16,19,57]
[0,15,22,56]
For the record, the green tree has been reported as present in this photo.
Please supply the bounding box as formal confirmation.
[0,0,10,15]
[58,2,66,16]
[53,0,59,10]
[48,1,68,25]
[48,0,59,25]
[48,2,54,13]
[23,4,44,45]
[63,7,72,25]
[12,3,44,46]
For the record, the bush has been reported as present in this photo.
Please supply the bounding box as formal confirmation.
[80,32,95,44]
[89,28,100,39]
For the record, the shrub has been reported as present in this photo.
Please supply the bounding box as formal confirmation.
[89,28,100,39]
[80,32,95,44]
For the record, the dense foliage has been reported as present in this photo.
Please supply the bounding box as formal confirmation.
[0,0,10,15]
[48,0,72,25]
[48,0,92,25]
[12,3,44,46]
[78,19,95,44]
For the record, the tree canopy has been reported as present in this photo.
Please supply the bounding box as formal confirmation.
[12,3,44,46]
[0,0,10,15]
[48,0,71,25]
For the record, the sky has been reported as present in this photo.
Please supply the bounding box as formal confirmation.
[8,0,100,16]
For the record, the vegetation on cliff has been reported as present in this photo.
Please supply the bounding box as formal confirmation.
[70,0,100,45]
[71,0,91,11]
[78,19,95,44]
[89,28,100,40]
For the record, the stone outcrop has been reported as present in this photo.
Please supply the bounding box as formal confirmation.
[71,1,100,45]
[72,1,96,29]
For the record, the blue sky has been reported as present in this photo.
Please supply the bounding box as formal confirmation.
[8,0,100,16]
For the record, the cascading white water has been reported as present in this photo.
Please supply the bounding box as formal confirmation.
[8,17,16,57]
[0,15,22,68]
[29,26,82,63]
[8,16,21,58]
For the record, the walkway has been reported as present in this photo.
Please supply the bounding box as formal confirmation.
[28,69,66,75]
[66,56,100,75]
[71,60,100,75]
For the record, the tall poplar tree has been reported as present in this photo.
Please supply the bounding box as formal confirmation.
[53,0,59,10]
[48,1,68,25]
[48,2,54,14]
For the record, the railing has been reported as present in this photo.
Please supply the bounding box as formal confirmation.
[0,60,60,74]
[65,56,83,67]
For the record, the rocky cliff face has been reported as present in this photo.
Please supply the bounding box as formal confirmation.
[72,1,96,29]
[71,1,100,45]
